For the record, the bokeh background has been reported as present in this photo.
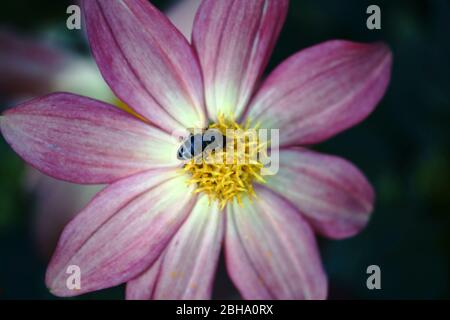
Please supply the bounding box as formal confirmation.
[1,0,449,299]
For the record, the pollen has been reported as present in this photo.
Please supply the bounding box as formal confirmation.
[182,114,267,209]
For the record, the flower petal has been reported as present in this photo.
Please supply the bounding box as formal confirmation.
[226,186,327,299]
[83,0,206,132]
[46,169,196,297]
[126,196,224,300]
[0,30,67,99]
[265,148,374,239]
[0,30,116,106]
[192,0,288,120]
[246,40,392,146]
[0,93,180,184]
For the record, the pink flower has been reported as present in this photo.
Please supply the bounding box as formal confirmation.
[0,0,392,299]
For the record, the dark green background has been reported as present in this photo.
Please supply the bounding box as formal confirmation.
[0,0,449,299]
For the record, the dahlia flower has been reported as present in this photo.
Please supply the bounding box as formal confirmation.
[0,0,392,299]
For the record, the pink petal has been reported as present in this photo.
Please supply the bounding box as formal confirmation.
[226,186,327,300]
[192,0,288,120]
[0,30,115,105]
[246,40,392,146]
[0,30,66,98]
[83,0,206,132]
[46,169,196,297]
[0,93,180,184]
[266,148,374,239]
[126,196,224,300]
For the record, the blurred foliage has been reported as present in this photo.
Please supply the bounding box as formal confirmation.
[0,0,449,299]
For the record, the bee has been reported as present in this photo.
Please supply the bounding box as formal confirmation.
[177,129,224,160]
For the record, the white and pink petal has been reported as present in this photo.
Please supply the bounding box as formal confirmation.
[193,0,289,120]
[246,40,392,146]
[265,148,374,239]
[46,169,196,297]
[126,196,224,300]
[83,0,206,132]
[0,93,179,184]
[226,186,327,300]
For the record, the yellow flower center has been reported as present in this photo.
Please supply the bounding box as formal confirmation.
[183,115,266,209]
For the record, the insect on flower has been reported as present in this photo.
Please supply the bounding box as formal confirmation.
[0,0,392,300]
[177,129,224,161]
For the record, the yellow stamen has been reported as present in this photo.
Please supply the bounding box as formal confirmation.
[182,114,266,209]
